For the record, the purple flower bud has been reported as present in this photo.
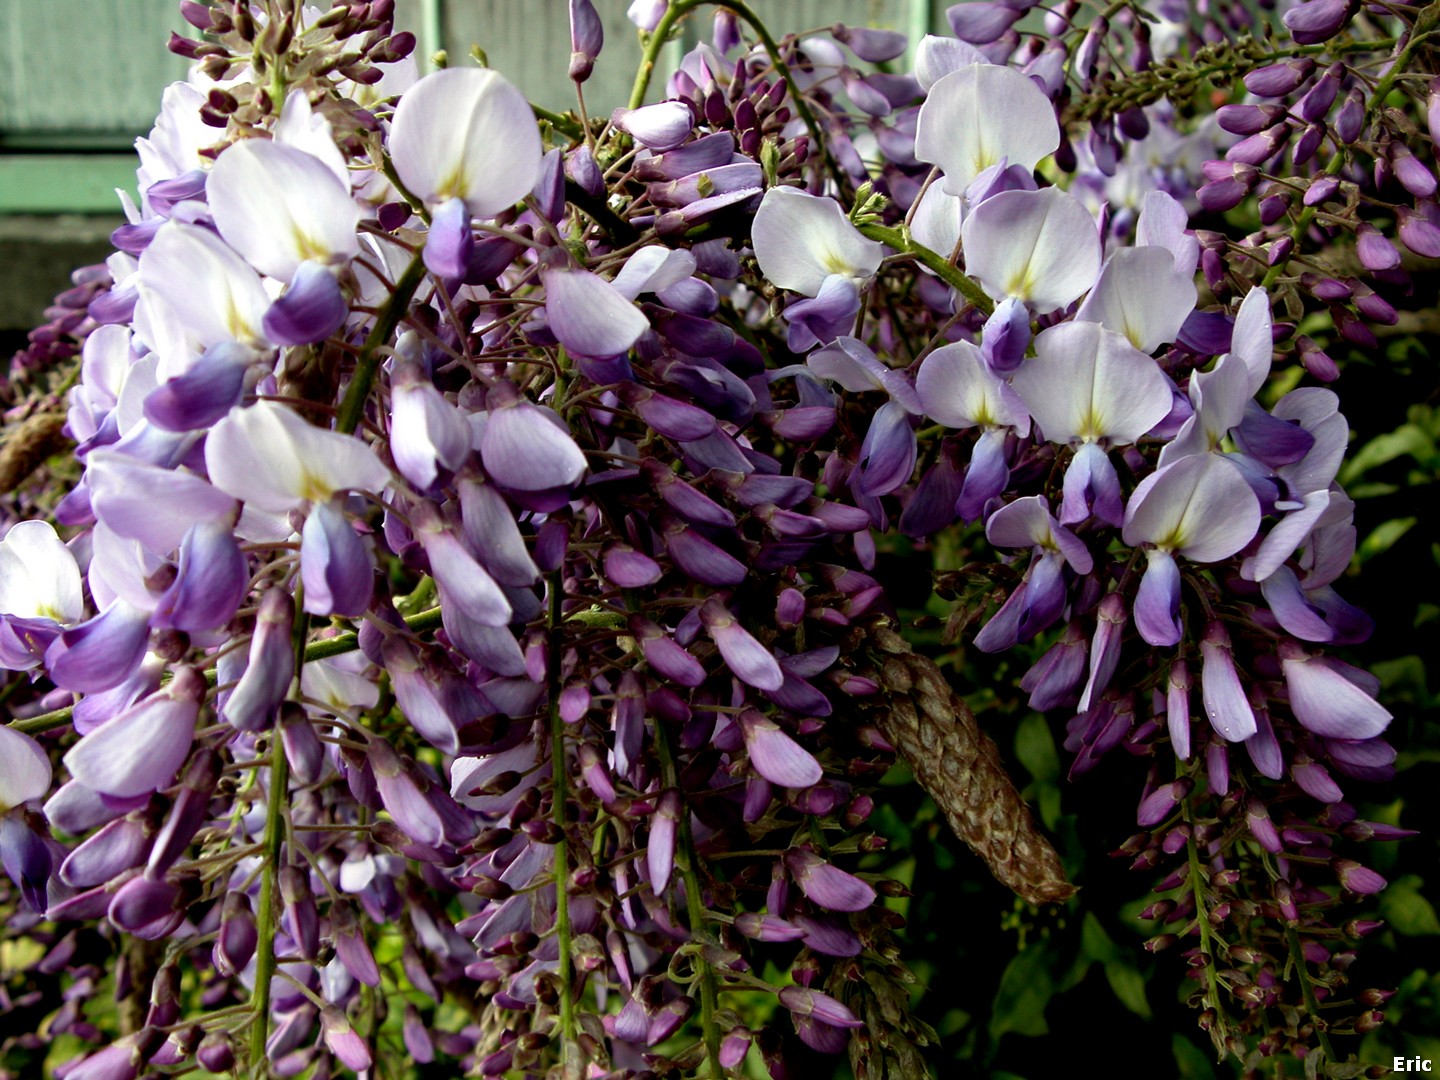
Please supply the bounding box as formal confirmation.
[1295,335,1339,381]
[302,498,375,618]
[59,813,151,889]
[280,865,320,960]
[630,615,705,687]
[614,101,694,151]
[701,597,783,691]
[1335,88,1366,143]
[832,24,908,62]
[331,899,381,987]
[1298,64,1344,123]
[568,0,603,83]
[1285,124,1320,169]
[1079,594,1127,712]
[713,10,742,52]
[1398,203,1440,258]
[1334,858,1386,895]
[1282,0,1355,45]
[215,892,257,977]
[402,1004,435,1064]
[224,587,295,731]
[739,709,822,788]
[778,985,864,1029]
[63,668,204,799]
[1216,104,1288,136]
[321,1006,372,1072]
[1391,145,1437,199]
[1073,17,1107,88]
[602,543,663,588]
[735,913,805,942]
[369,740,445,848]
[1227,124,1289,166]
[1355,223,1400,271]
[1303,176,1341,206]
[1137,778,1192,827]
[146,748,221,877]
[63,1042,140,1080]
[664,519,746,586]
[1293,755,1344,802]
[1279,640,1392,739]
[784,848,875,912]
[647,790,682,894]
[720,1027,752,1068]
[263,261,349,346]
[1243,58,1315,98]
[1240,781,1287,847]
[1199,622,1256,742]
[109,875,185,939]
[478,385,588,510]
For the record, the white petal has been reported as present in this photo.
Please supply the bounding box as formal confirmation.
[1122,453,1260,562]
[206,401,390,511]
[913,34,986,93]
[916,340,1026,430]
[209,139,361,281]
[87,451,238,553]
[0,521,83,624]
[390,68,543,217]
[1135,190,1199,276]
[1074,246,1196,353]
[961,187,1100,312]
[274,90,350,190]
[611,247,697,301]
[1229,287,1273,396]
[752,187,884,298]
[908,180,964,261]
[0,726,52,811]
[1013,321,1171,445]
[916,64,1059,194]
[138,222,272,349]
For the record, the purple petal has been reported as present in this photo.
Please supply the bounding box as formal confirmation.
[785,848,875,912]
[1134,548,1182,647]
[143,341,249,431]
[45,600,152,694]
[301,499,374,617]
[1199,623,1256,741]
[740,709,822,788]
[1280,642,1392,740]
[263,261,349,345]
[701,597,783,691]
[152,520,248,632]
[63,669,204,798]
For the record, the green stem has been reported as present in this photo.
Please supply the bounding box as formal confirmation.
[857,222,995,316]
[653,719,724,1077]
[335,252,429,436]
[1180,790,1230,1054]
[247,715,291,1076]
[546,569,580,1069]
[533,103,585,140]
[1285,924,1340,1064]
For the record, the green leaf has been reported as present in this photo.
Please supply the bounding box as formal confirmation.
[989,942,1054,1041]
[1172,1032,1217,1079]
[1080,912,1119,962]
[1104,962,1152,1020]
[1340,424,1434,485]
[1015,712,1059,784]
[1379,875,1440,936]
[1358,517,1416,564]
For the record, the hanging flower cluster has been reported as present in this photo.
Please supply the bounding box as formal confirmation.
[0,0,1422,1076]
